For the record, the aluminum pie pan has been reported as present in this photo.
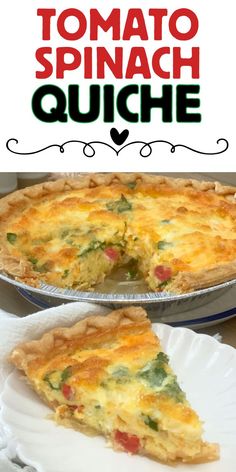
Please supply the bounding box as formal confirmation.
[0,270,236,306]
[16,286,236,329]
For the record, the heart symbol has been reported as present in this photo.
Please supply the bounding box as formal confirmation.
[110,128,129,146]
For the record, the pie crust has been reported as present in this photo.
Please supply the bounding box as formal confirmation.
[0,173,236,293]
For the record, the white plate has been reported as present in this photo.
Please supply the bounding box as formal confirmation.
[1,324,236,472]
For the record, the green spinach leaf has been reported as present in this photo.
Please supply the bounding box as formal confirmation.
[137,352,169,387]
[163,379,185,403]
[127,182,137,190]
[43,366,73,390]
[161,219,171,224]
[62,269,69,279]
[28,257,38,265]
[7,233,17,244]
[111,366,130,383]
[79,240,105,257]
[106,194,132,213]
[143,415,159,431]
[43,371,61,390]
[157,240,173,250]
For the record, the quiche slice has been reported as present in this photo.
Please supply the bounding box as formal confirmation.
[0,173,236,294]
[10,307,219,464]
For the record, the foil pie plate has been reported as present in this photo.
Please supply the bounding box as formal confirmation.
[0,271,236,316]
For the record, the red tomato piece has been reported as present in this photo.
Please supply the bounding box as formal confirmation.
[62,384,75,401]
[154,265,172,281]
[104,247,119,261]
[114,430,140,454]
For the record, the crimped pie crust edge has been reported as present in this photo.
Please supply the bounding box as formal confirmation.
[9,306,150,371]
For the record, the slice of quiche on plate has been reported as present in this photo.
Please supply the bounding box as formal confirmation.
[10,307,219,465]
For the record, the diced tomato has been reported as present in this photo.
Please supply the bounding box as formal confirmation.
[62,384,75,401]
[154,265,172,282]
[104,247,119,261]
[114,430,140,454]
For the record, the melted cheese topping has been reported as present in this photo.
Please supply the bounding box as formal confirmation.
[4,181,236,292]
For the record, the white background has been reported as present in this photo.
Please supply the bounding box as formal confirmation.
[0,0,235,171]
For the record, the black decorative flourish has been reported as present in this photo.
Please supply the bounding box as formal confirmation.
[6,137,229,158]
[110,128,129,146]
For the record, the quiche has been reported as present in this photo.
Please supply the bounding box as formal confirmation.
[0,173,236,293]
[10,306,219,464]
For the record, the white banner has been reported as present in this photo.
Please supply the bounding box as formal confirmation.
[1,0,235,171]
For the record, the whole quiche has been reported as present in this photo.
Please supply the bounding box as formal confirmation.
[0,173,236,293]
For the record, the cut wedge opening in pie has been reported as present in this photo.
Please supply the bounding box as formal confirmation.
[0,173,236,294]
[10,307,219,464]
